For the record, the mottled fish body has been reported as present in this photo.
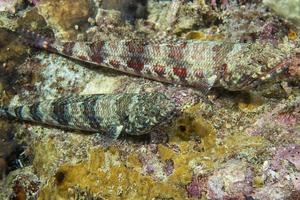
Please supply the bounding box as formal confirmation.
[20,29,298,92]
[0,93,176,138]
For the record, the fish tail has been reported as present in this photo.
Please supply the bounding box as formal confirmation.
[0,103,42,123]
[17,28,57,53]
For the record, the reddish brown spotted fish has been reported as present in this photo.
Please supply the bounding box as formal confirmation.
[19,29,300,92]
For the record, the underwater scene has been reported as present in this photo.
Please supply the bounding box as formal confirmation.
[0,0,300,199]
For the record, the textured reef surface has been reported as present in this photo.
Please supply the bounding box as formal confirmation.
[0,0,299,199]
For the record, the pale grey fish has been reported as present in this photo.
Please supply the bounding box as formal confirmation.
[0,93,177,138]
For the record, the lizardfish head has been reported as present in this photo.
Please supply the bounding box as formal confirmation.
[218,42,299,91]
[124,93,177,136]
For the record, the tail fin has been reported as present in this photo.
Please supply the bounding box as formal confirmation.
[17,28,57,53]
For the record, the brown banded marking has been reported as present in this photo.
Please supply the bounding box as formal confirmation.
[29,102,43,122]
[62,42,75,56]
[126,41,145,55]
[83,96,103,130]
[127,57,145,72]
[173,66,187,78]
[89,41,105,63]
[109,59,121,68]
[167,42,186,60]
[126,41,146,72]
[51,100,70,126]
[153,64,166,76]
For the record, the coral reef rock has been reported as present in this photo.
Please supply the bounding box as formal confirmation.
[263,0,300,27]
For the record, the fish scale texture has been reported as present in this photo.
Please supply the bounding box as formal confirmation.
[20,28,297,92]
[0,93,176,137]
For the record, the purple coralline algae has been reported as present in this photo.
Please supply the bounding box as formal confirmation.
[272,144,300,171]
[207,159,253,199]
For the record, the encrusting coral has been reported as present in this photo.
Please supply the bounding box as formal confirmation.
[0,0,299,199]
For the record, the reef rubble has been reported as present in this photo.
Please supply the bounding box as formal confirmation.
[0,0,299,199]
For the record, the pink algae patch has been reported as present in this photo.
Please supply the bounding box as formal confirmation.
[275,113,298,126]
[272,145,300,171]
